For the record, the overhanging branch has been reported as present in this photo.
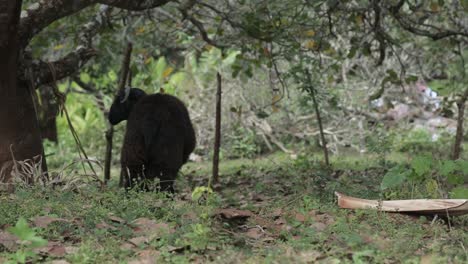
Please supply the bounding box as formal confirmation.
[19,0,172,48]
[28,47,97,86]
[20,5,110,87]
[389,7,468,40]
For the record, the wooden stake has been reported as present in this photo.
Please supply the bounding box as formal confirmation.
[105,42,133,185]
[211,72,222,186]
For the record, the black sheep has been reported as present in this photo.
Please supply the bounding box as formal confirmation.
[108,88,196,192]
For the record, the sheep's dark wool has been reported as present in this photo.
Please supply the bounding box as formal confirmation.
[108,88,196,192]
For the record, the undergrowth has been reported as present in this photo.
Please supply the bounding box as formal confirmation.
[0,152,467,263]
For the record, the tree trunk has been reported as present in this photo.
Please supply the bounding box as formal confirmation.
[0,0,47,186]
[310,86,330,166]
[305,70,330,166]
[452,93,466,160]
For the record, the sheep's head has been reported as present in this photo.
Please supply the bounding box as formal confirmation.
[108,88,147,125]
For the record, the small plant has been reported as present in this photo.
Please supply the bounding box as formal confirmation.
[227,125,260,159]
[4,218,48,264]
[381,155,468,199]
[191,186,214,205]
[177,223,212,252]
[365,124,394,164]
[393,129,453,158]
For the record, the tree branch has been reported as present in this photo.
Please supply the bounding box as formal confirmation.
[72,76,107,114]
[19,0,172,48]
[389,8,468,40]
[177,1,227,49]
[19,5,112,87]
[27,47,97,86]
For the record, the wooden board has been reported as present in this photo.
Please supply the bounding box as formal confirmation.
[335,192,468,216]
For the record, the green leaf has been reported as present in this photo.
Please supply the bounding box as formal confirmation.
[386,69,398,80]
[439,160,457,177]
[169,72,187,87]
[381,166,409,190]
[450,187,468,199]
[222,50,241,68]
[456,160,468,175]
[463,0,468,11]
[347,46,357,59]
[80,72,91,83]
[153,57,167,82]
[8,218,33,240]
[7,218,47,248]
[425,179,439,198]
[108,70,117,82]
[405,75,418,84]
[191,186,213,202]
[447,174,463,185]
[361,42,371,56]
[411,156,432,178]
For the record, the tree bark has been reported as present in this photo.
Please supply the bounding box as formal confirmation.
[452,91,467,160]
[0,0,47,186]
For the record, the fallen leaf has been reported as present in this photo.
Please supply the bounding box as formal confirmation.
[120,242,136,251]
[216,208,254,219]
[0,231,18,251]
[129,236,149,247]
[50,260,71,264]
[108,215,126,224]
[132,218,173,236]
[251,215,283,234]
[308,210,318,217]
[35,244,66,257]
[246,228,263,239]
[128,249,160,264]
[261,237,276,243]
[297,250,324,262]
[421,254,435,264]
[96,221,117,231]
[274,218,287,225]
[206,245,217,250]
[294,213,306,223]
[32,216,68,228]
[167,245,186,253]
[48,245,67,257]
[252,193,267,202]
[128,219,174,248]
[138,249,160,258]
[310,222,327,232]
[315,214,335,226]
[271,209,283,219]
[64,246,79,254]
[182,211,197,221]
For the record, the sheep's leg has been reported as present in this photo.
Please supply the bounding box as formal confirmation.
[122,165,146,190]
[159,168,177,193]
[119,166,126,188]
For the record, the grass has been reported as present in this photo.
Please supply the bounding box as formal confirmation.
[0,151,467,263]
